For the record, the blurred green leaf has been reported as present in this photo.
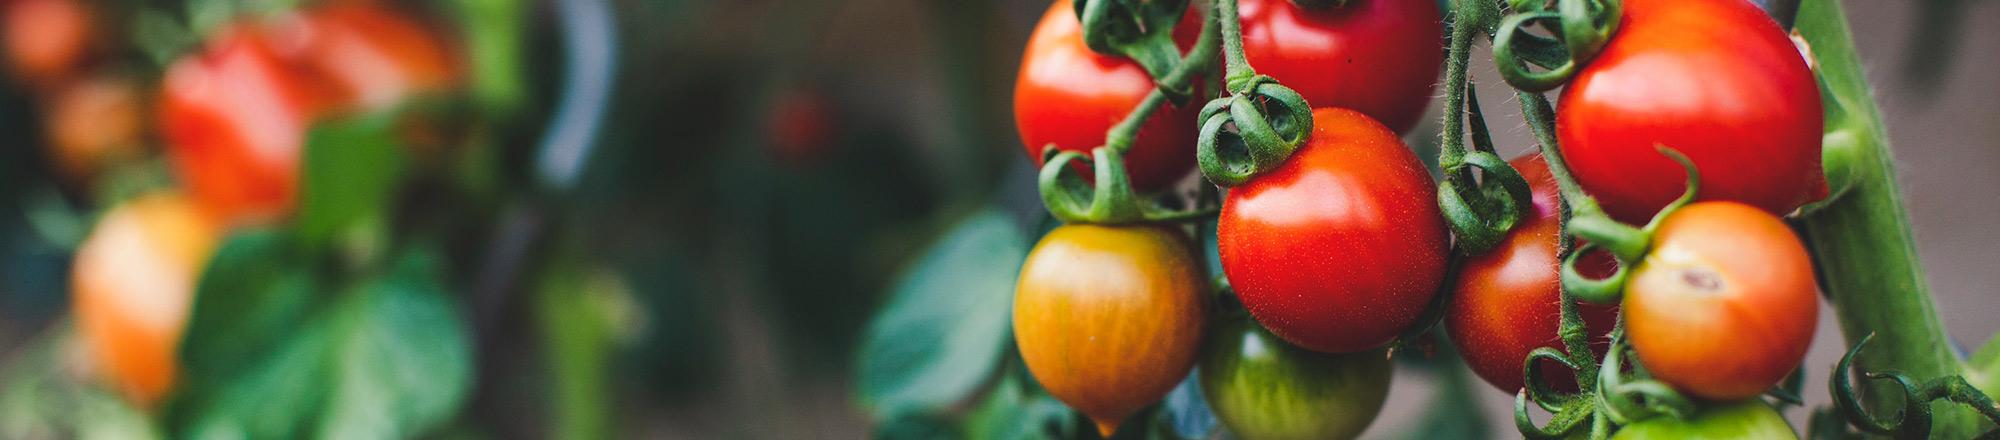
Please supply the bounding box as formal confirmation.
[965,372,1075,440]
[131,8,196,68]
[317,250,472,438]
[856,209,1026,420]
[537,256,626,440]
[298,116,406,249]
[180,229,318,386]
[2,326,164,440]
[1158,374,1217,440]
[176,314,335,439]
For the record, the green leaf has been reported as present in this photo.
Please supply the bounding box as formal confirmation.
[965,372,1076,440]
[175,315,336,439]
[179,229,318,387]
[317,250,472,438]
[856,209,1027,420]
[297,116,407,249]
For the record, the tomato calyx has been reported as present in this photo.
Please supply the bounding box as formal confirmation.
[1492,0,1623,92]
[1831,334,2000,438]
[1558,146,1699,305]
[1073,0,1195,101]
[1191,0,1315,187]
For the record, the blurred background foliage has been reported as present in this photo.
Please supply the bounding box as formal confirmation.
[0,0,1990,438]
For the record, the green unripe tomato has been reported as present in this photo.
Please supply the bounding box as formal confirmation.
[1199,313,1392,440]
[1611,400,1796,439]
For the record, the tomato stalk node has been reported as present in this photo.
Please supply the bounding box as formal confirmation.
[1192,0,1314,187]
[1493,0,1621,92]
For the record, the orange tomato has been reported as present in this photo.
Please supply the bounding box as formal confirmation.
[44,74,144,183]
[1014,225,1206,437]
[288,4,457,110]
[3,0,93,85]
[72,192,220,406]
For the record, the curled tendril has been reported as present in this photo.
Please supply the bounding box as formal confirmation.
[1557,146,1702,304]
[1832,334,2000,438]
[1440,150,1534,255]
[1494,0,1622,92]
[1194,78,1314,187]
[1075,0,1191,85]
[1514,386,1595,439]
[1594,340,1694,425]
[1037,146,1219,225]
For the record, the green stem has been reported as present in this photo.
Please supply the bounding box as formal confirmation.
[1439,0,1495,169]
[1214,0,1256,91]
[1794,0,1986,436]
[1104,14,1218,153]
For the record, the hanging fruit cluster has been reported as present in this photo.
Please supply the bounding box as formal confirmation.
[986,0,2000,438]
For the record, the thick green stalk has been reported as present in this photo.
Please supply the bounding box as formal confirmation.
[1793,0,1986,436]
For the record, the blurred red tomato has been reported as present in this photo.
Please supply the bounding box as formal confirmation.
[159,27,329,224]
[45,74,145,183]
[3,0,93,85]
[769,87,835,167]
[73,192,220,406]
[287,4,457,110]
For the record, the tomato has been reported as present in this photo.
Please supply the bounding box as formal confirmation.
[2,0,92,85]
[72,192,220,406]
[1446,154,1617,393]
[1013,0,1200,191]
[159,26,330,224]
[45,74,143,184]
[1611,400,1797,439]
[1232,0,1443,134]
[285,4,457,111]
[1014,225,1206,437]
[1217,107,1447,353]
[768,86,836,167]
[1201,312,1391,440]
[1557,0,1823,223]
[1625,202,1818,401]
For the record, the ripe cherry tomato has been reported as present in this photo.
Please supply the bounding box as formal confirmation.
[1201,312,1391,440]
[1014,0,1200,191]
[1217,107,1448,353]
[1446,154,1616,393]
[1611,400,1797,439]
[1557,0,1824,223]
[286,4,457,111]
[1232,0,1443,134]
[1625,202,1818,401]
[159,26,329,224]
[44,74,143,184]
[1014,225,1206,437]
[3,0,92,85]
[72,192,220,406]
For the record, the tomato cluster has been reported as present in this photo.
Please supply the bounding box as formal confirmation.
[160,5,455,224]
[1008,0,1830,436]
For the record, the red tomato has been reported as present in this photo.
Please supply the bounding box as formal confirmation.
[73,192,220,406]
[1625,201,1818,401]
[1557,0,1823,223]
[1014,0,1200,191]
[1232,0,1443,134]
[285,4,457,111]
[1217,107,1448,353]
[159,27,329,224]
[1446,154,1617,393]
[2,0,92,85]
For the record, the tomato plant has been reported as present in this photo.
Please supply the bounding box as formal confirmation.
[71,192,220,406]
[1217,107,1447,354]
[1556,0,1824,223]
[1231,0,1442,134]
[2,0,92,85]
[1013,224,1206,437]
[1610,400,1796,439]
[1013,0,1200,191]
[1202,311,1391,440]
[1625,201,1818,401]
[1446,154,1616,393]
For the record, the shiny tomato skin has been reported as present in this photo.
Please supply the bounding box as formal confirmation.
[72,192,220,406]
[1014,225,1207,437]
[1557,0,1823,223]
[1234,0,1443,134]
[1446,154,1617,393]
[1625,202,1818,401]
[1217,107,1448,354]
[159,27,328,224]
[1014,0,1200,191]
